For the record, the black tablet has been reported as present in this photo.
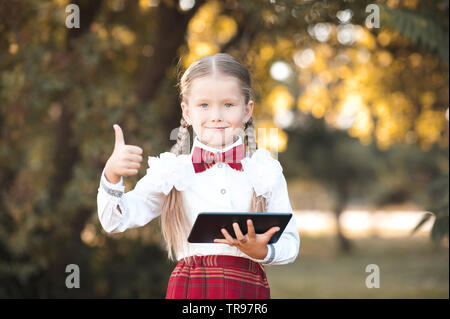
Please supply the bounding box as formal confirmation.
[187,212,292,244]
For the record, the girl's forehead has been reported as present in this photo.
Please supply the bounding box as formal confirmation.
[189,75,242,98]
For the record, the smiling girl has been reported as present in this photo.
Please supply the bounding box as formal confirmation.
[97,53,300,299]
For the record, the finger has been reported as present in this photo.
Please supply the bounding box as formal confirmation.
[121,168,138,176]
[247,219,256,239]
[125,161,141,169]
[221,228,238,245]
[263,226,280,242]
[214,239,230,244]
[125,154,143,163]
[113,124,125,148]
[125,145,143,155]
[233,223,247,244]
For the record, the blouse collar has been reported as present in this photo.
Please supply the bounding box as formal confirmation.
[190,135,244,156]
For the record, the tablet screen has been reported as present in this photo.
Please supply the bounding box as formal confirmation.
[187,212,292,244]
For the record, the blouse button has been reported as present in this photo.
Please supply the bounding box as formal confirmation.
[217,163,223,168]
[220,188,226,194]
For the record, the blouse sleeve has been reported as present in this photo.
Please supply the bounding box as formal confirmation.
[241,149,300,265]
[97,152,194,234]
[97,167,166,233]
[262,172,300,266]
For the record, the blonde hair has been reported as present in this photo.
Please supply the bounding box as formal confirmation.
[161,53,267,260]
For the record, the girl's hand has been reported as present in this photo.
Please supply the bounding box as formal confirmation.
[104,124,143,183]
[214,219,280,260]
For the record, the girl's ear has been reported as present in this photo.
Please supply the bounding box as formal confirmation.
[244,100,254,123]
[181,102,191,125]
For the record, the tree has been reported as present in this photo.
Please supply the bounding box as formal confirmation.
[0,0,447,297]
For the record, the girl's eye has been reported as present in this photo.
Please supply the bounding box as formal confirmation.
[199,103,233,108]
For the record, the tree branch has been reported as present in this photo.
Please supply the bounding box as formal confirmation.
[136,0,206,103]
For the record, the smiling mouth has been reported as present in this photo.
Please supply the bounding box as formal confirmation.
[207,127,228,129]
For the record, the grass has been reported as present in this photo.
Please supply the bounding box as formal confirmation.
[264,235,449,298]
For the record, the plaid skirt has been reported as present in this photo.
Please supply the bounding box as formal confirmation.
[165,255,270,299]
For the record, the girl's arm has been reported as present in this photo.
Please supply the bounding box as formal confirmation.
[97,167,165,233]
[216,172,301,265]
[262,173,300,265]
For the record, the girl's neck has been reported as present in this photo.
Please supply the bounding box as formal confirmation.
[198,135,240,151]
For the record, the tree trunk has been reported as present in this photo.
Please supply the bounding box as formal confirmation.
[333,187,353,253]
[136,0,206,103]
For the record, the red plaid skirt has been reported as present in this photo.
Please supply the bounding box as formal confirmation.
[165,255,270,299]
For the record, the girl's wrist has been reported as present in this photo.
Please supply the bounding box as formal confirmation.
[104,166,121,184]
[250,245,268,260]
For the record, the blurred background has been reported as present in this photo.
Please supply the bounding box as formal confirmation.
[0,0,448,298]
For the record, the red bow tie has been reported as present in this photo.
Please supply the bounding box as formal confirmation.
[192,144,245,173]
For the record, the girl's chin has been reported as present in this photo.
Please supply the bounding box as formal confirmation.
[199,134,236,148]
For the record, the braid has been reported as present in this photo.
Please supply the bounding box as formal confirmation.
[244,116,267,212]
[170,117,190,155]
[162,116,192,260]
[244,117,257,156]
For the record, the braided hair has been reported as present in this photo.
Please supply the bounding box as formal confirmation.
[161,53,267,260]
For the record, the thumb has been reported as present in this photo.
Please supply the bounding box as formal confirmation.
[113,124,125,147]
[263,226,280,242]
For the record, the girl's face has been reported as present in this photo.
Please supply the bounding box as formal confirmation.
[181,74,254,149]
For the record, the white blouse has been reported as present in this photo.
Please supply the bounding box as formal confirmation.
[97,135,300,265]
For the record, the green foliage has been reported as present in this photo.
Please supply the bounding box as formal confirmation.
[379,4,449,243]
[379,3,449,64]
[0,0,175,298]
[0,0,447,297]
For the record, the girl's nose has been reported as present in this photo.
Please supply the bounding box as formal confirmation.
[210,105,223,121]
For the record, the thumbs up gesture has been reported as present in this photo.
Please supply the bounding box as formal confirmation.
[104,124,143,183]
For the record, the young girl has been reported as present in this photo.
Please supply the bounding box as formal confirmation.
[97,53,300,299]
